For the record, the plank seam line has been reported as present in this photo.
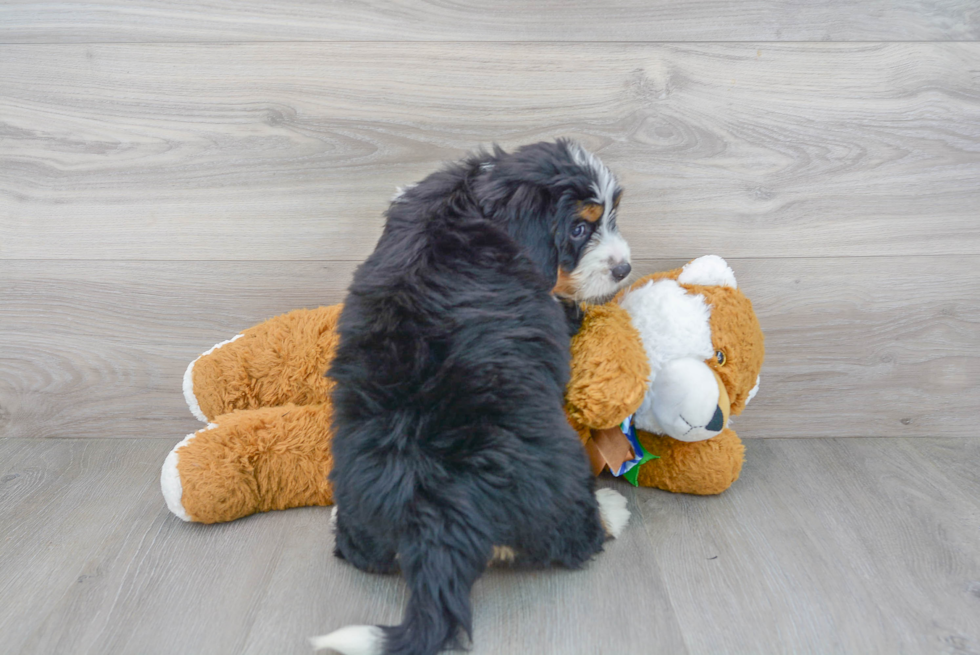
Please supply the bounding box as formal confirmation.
[1,40,979,46]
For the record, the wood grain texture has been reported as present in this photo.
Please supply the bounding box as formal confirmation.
[2,437,978,654]
[0,0,977,43]
[0,260,358,441]
[3,43,979,261]
[0,439,173,654]
[2,256,977,441]
[636,436,980,654]
[0,438,687,655]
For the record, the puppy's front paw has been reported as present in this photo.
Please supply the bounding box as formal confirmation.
[596,488,630,539]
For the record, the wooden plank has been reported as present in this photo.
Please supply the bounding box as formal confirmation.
[2,43,979,261]
[0,260,358,441]
[728,255,980,439]
[0,438,173,654]
[121,481,688,655]
[0,0,976,43]
[1,256,977,440]
[635,437,980,654]
[3,437,979,653]
[0,438,688,654]
[0,438,336,655]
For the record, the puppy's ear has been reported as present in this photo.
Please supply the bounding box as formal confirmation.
[499,185,560,287]
[478,173,558,288]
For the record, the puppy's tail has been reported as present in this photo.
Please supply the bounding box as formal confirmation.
[309,625,385,655]
[311,515,487,655]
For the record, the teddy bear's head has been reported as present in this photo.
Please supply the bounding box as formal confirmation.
[618,256,764,442]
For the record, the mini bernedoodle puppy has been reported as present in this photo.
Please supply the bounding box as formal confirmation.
[312,140,633,655]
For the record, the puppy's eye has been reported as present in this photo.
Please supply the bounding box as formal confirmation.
[571,223,588,239]
[716,350,727,366]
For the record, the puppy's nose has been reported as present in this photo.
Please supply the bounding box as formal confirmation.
[610,261,631,282]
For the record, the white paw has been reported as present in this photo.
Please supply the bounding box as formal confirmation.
[160,424,218,522]
[596,488,630,539]
[160,432,197,522]
[330,506,338,530]
[182,356,209,423]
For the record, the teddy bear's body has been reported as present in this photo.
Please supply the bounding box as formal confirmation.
[162,256,764,523]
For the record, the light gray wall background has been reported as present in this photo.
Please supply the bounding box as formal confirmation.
[3,5,978,442]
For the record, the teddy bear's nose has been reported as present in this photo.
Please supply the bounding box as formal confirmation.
[705,405,725,432]
[611,262,631,282]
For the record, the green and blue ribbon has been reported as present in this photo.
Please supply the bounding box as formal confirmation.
[609,414,658,486]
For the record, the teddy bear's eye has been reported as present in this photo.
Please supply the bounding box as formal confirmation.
[716,350,727,366]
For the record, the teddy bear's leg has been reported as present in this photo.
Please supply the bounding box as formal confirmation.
[635,428,744,495]
[160,403,335,523]
[183,334,245,422]
[184,305,343,422]
[333,507,399,574]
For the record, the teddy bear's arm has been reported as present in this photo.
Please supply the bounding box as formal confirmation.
[565,303,650,433]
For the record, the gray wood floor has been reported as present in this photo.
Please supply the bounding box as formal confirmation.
[2,437,979,654]
[2,2,980,653]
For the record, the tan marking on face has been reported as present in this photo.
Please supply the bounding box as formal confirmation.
[578,202,603,223]
[552,268,576,297]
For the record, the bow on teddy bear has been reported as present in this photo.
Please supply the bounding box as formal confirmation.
[161,256,764,524]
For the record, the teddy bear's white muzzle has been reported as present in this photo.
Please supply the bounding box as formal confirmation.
[645,357,728,442]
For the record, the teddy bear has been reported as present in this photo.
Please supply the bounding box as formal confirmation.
[565,255,764,494]
[161,256,764,524]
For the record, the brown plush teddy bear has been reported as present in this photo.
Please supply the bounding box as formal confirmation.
[566,255,764,494]
[161,256,764,523]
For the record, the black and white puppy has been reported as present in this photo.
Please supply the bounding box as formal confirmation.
[312,140,632,655]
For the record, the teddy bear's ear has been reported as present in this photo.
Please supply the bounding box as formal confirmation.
[677,255,737,289]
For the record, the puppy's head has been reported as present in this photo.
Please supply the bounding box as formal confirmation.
[477,139,632,303]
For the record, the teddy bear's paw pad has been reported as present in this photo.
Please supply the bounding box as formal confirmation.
[596,488,630,539]
[309,625,384,654]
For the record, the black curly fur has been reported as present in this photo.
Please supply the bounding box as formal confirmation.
[327,140,626,655]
